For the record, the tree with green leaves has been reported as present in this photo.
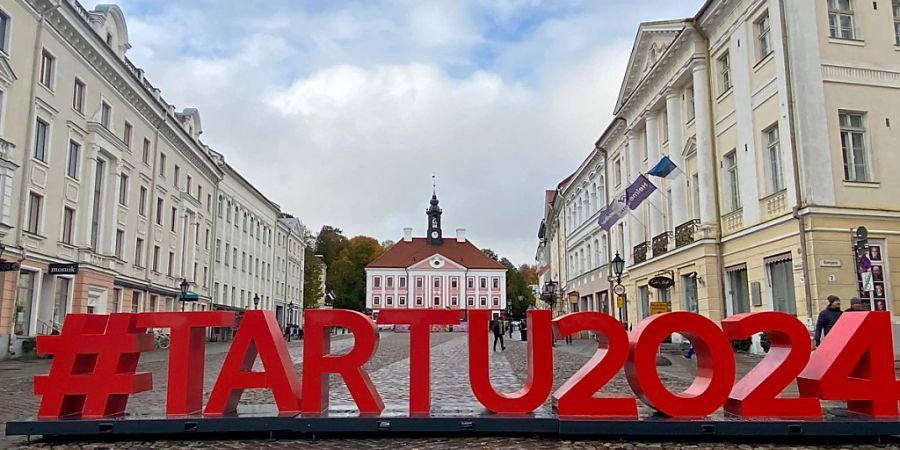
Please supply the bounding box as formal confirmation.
[315,225,348,294]
[303,246,324,309]
[330,236,385,311]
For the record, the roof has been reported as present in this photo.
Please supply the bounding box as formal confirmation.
[367,238,506,270]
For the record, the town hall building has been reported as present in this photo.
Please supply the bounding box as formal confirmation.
[365,193,507,319]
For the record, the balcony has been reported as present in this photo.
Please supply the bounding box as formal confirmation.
[675,219,700,248]
[722,209,743,234]
[633,241,649,265]
[652,232,673,258]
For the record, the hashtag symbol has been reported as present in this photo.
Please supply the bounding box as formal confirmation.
[34,313,154,419]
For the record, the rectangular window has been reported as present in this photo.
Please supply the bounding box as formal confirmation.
[726,267,751,315]
[416,296,423,305]
[66,140,80,179]
[132,291,142,313]
[756,12,772,59]
[156,197,163,225]
[894,2,900,44]
[614,158,622,186]
[142,138,151,164]
[386,276,393,288]
[27,192,42,234]
[718,51,731,93]
[33,118,48,162]
[115,229,124,258]
[399,277,406,288]
[480,297,487,307]
[90,158,105,251]
[73,79,85,113]
[224,244,230,266]
[174,165,180,188]
[167,252,174,277]
[123,122,133,150]
[373,296,380,305]
[480,277,487,289]
[828,0,855,40]
[451,278,458,289]
[492,278,500,289]
[152,245,160,272]
[0,10,8,53]
[101,101,111,129]
[170,206,177,232]
[416,277,423,288]
[159,153,166,177]
[492,297,499,307]
[139,186,147,216]
[40,49,54,88]
[839,111,871,182]
[467,277,474,289]
[763,124,784,193]
[385,296,393,306]
[135,238,144,266]
[451,296,458,306]
[767,257,797,315]
[685,88,695,122]
[186,174,192,194]
[149,295,158,313]
[399,296,406,305]
[61,207,75,244]
[433,296,440,306]
[434,278,440,288]
[724,150,741,211]
[118,173,129,205]
[468,297,474,306]
[374,276,381,288]
[112,288,121,313]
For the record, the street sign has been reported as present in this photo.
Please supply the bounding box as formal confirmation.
[613,284,626,296]
[649,301,669,315]
[648,276,675,289]
[0,261,19,272]
[616,295,624,308]
[48,263,79,275]
[180,293,200,302]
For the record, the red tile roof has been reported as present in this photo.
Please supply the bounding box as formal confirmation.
[367,238,506,270]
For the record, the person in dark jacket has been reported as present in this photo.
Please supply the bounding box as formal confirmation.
[814,295,842,347]
[492,320,506,351]
[846,296,865,312]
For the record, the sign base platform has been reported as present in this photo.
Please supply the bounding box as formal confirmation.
[7,407,900,441]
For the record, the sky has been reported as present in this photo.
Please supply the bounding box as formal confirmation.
[83,0,703,266]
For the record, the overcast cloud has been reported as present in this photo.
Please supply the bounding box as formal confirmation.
[83,0,702,265]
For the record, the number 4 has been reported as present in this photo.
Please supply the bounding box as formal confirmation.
[798,311,900,417]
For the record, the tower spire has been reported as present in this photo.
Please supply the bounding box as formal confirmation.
[432,172,436,196]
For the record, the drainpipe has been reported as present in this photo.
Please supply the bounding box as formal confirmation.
[690,21,728,320]
[778,0,815,323]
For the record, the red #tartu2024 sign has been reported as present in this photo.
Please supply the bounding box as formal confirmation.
[31,310,900,420]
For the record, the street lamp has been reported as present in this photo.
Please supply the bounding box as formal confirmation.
[253,294,260,310]
[179,278,189,312]
[287,300,294,342]
[611,252,625,284]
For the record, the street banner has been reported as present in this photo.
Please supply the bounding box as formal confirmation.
[625,174,657,210]
[597,193,628,231]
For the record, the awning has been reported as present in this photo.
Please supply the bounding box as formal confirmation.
[764,252,793,265]
[724,263,747,273]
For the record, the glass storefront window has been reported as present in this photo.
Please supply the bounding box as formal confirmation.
[15,271,36,336]
[52,277,71,326]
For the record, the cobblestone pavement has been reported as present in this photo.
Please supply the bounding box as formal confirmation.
[3,332,899,449]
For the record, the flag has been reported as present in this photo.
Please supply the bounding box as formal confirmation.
[625,174,657,210]
[597,193,627,231]
[647,155,679,179]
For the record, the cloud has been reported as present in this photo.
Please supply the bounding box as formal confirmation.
[80,0,701,264]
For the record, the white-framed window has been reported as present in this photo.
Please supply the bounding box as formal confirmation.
[756,12,772,59]
[159,152,166,177]
[433,296,440,306]
[135,237,144,267]
[387,296,393,306]
[155,197,163,225]
[416,296,423,305]
[492,277,500,289]
[152,245,160,272]
[399,296,406,305]
[142,138,151,164]
[100,101,112,129]
[893,1,900,44]
[118,173,129,206]
[763,124,784,193]
[685,87,695,122]
[434,277,440,288]
[828,0,855,40]
[451,296,458,306]
[124,121,133,149]
[839,111,871,182]
[26,192,42,234]
[467,297,474,306]
[0,9,9,54]
[138,186,147,216]
[492,297,499,307]
[373,295,380,305]
[374,276,381,288]
[386,276,393,288]
[33,118,49,162]
[724,150,741,212]
[115,229,124,259]
[174,165,180,188]
[73,78,85,113]
[40,49,55,89]
[718,51,731,93]
[480,297,487,307]
[61,206,75,244]
[467,277,474,289]
[66,140,80,179]
[416,277,423,288]
[614,158,622,186]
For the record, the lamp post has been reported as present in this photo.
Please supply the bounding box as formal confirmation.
[179,278,189,312]
[287,300,294,342]
[611,252,626,325]
[253,294,260,310]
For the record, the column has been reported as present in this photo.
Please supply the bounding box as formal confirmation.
[644,114,663,238]
[79,146,100,247]
[106,160,122,255]
[692,61,718,228]
[666,89,688,228]
[626,130,643,265]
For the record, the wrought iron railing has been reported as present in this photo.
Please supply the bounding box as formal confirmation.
[652,232,673,257]
[675,219,701,248]
[633,241,649,265]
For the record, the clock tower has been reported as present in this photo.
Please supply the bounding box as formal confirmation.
[426,193,443,245]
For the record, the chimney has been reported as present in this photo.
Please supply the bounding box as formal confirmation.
[403,228,413,242]
[456,228,466,243]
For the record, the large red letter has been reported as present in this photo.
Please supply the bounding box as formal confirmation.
[377,310,461,415]
[468,309,552,414]
[301,309,383,416]
[625,312,734,418]
[551,312,636,418]
[204,310,301,416]
[798,311,900,417]
[136,312,234,416]
[721,312,821,418]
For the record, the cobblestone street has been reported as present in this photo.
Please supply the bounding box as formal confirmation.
[1,331,898,449]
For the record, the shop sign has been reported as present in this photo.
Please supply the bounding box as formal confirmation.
[819,259,842,268]
[0,261,20,272]
[649,301,669,315]
[48,263,79,275]
[648,276,675,289]
[25,309,900,424]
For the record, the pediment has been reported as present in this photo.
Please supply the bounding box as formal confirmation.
[615,20,687,111]
[408,253,466,271]
[0,55,17,88]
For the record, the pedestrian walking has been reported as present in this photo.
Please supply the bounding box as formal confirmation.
[814,295,843,347]
[508,321,514,339]
[492,320,506,351]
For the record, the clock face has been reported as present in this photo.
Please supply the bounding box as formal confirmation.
[431,231,439,239]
